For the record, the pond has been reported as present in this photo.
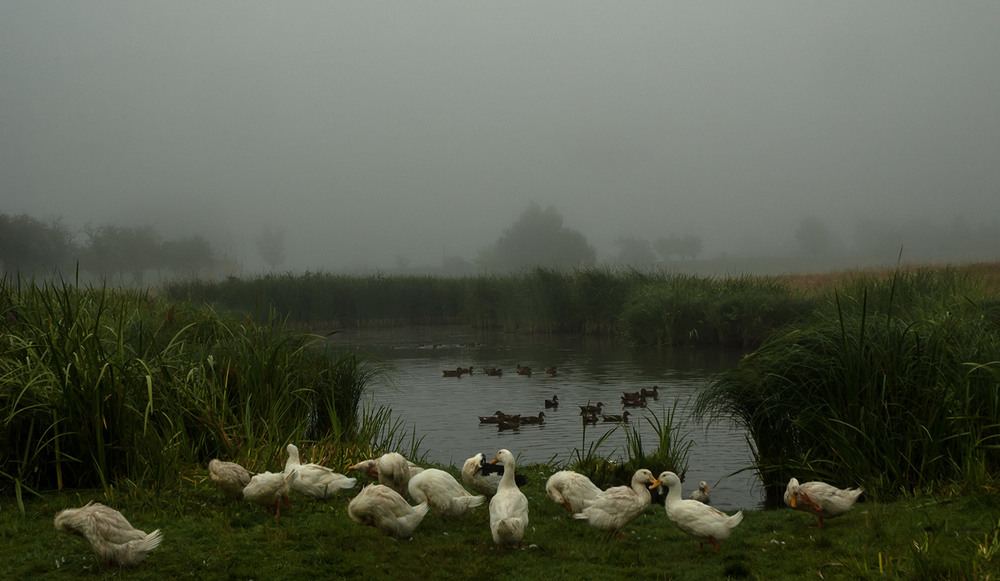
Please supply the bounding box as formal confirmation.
[327,326,763,510]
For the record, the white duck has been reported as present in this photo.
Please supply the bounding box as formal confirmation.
[489,449,529,547]
[348,484,430,538]
[689,481,710,504]
[657,471,743,551]
[408,468,485,518]
[54,502,163,567]
[462,453,501,498]
[283,443,357,499]
[573,468,657,537]
[243,470,296,517]
[208,458,251,501]
[349,456,424,481]
[546,470,602,513]
[783,477,863,528]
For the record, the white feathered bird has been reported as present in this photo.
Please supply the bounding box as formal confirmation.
[573,469,656,537]
[489,449,529,547]
[783,477,863,528]
[408,468,485,517]
[208,458,252,501]
[283,443,357,499]
[243,470,296,517]
[54,502,163,567]
[657,471,743,551]
[462,452,501,498]
[348,484,430,538]
[546,470,602,513]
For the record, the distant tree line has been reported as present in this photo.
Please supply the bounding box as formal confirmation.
[0,212,219,282]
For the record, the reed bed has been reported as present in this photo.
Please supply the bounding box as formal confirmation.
[0,278,395,503]
[165,267,818,347]
[696,267,1000,502]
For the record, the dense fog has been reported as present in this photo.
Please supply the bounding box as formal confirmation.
[2,2,999,277]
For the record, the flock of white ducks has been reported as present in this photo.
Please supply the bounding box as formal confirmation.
[55,441,865,565]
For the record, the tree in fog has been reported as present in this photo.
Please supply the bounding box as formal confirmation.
[653,234,703,261]
[477,202,595,272]
[161,235,214,278]
[83,224,160,284]
[0,213,75,276]
[254,226,287,271]
[794,215,838,257]
[612,235,656,266]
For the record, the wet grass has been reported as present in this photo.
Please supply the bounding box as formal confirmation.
[5,463,1000,580]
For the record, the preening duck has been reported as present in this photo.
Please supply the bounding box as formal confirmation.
[545,470,602,513]
[573,469,657,538]
[374,452,414,497]
[283,443,357,499]
[408,468,485,518]
[243,470,297,517]
[462,452,502,498]
[54,502,163,567]
[657,471,743,551]
[783,478,863,528]
[208,458,251,501]
[348,484,429,538]
[489,449,529,547]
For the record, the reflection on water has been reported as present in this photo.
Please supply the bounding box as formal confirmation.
[327,326,763,510]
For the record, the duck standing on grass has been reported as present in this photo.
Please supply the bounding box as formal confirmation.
[784,477,863,528]
[243,470,297,517]
[546,470,602,513]
[348,484,430,539]
[208,458,251,501]
[489,449,529,548]
[408,468,486,518]
[657,471,743,551]
[573,469,657,538]
[54,502,163,567]
[283,443,357,499]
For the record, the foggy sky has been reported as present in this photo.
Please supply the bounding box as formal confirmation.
[2,2,999,272]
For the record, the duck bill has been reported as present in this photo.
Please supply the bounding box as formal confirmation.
[790,493,798,508]
[648,479,661,489]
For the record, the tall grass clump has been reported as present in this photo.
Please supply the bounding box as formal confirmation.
[0,277,387,499]
[620,274,812,348]
[695,267,1000,502]
[568,404,692,488]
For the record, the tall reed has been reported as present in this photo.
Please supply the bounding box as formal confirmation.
[0,277,388,497]
[695,268,1000,501]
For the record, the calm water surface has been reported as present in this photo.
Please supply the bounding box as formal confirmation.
[328,326,763,510]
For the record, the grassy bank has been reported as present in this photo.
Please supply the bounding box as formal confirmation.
[0,279,399,500]
[697,267,1000,502]
[5,462,999,580]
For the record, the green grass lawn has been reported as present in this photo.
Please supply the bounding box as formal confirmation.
[4,463,998,580]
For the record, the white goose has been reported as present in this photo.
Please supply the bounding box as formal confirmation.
[283,443,357,499]
[689,481,710,504]
[242,470,296,517]
[784,477,863,528]
[348,484,430,538]
[657,471,743,551]
[573,468,656,537]
[408,468,485,518]
[489,449,529,547]
[208,458,251,501]
[545,470,602,513]
[54,502,163,567]
[462,453,501,498]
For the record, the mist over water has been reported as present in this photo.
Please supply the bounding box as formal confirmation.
[2,2,999,275]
